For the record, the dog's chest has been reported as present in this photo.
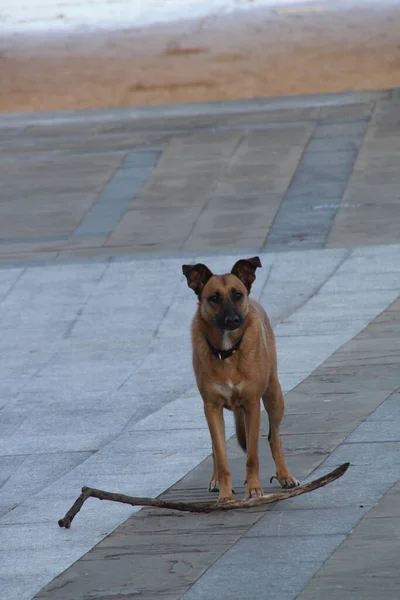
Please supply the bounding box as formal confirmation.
[212,379,244,409]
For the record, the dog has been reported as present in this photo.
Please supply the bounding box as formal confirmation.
[182,256,299,502]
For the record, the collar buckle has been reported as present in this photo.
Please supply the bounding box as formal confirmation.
[206,334,244,361]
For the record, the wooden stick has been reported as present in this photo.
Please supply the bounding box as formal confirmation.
[58,462,349,528]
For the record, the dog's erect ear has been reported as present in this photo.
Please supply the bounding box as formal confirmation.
[231,256,262,292]
[182,263,213,297]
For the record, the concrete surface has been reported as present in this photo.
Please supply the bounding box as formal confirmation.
[0,89,399,600]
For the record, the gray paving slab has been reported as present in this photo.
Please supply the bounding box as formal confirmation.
[297,483,400,600]
[0,452,92,517]
[183,535,347,600]
[265,120,367,250]
[72,150,160,237]
[246,506,371,537]
[0,153,123,242]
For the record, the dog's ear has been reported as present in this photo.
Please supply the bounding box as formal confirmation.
[182,263,213,297]
[231,256,262,292]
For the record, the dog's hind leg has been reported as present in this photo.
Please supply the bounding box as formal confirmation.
[262,375,300,489]
[234,407,247,452]
[243,400,264,498]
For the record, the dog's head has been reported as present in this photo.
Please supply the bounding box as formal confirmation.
[182,257,262,331]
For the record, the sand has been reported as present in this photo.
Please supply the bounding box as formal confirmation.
[1,2,400,114]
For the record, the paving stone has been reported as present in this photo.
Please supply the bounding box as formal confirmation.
[346,420,400,443]
[367,391,400,421]
[306,136,364,154]
[266,120,367,250]
[297,483,400,600]
[323,441,400,469]
[366,482,400,518]
[259,248,347,324]
[281,411,364,435]
[182,535,346,600]
[246,506,371,537]
[72,153,160,237]
[0,452,92,514]
[312,121,368,138]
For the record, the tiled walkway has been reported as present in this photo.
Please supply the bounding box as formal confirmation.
[0,89,399,600]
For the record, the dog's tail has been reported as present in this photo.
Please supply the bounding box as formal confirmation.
[234,409,247,452]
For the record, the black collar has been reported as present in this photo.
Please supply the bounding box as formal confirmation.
[206,334,244,361]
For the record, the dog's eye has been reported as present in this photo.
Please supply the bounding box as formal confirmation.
[208,294,219,304]
[233,292,243,301]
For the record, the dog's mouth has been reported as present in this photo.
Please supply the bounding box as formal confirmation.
[222,323,242,332]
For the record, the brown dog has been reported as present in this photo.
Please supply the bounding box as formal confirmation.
[182,256,299,502]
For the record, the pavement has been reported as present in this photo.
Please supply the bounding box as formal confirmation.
[0,88,399,600]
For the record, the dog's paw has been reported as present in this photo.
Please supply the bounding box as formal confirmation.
[217,492,235,503]
[209,480,236,495]
[247,486,264,498]
[246,478,264,498]
[270,472,300,489]
[208,479,219,493]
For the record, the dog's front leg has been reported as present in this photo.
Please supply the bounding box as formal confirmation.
[204,402,234,503]
[208,443,219,493]
[243,399,264,498]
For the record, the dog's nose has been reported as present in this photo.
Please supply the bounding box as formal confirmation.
[224,315,240,326]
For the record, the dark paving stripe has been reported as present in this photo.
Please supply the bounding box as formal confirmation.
[297,480,400,600]
[34,298,400,600]
[72,149,161,238]
[265,120,368,251]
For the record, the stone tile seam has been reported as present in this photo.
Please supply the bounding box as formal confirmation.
[0,233,108,245]
[0,347,63,416]
[293,538,350,600]
[266,120,369,249]
[180,133,245,251]
[265,249,351,324]
[72,149,161,240]
[0,242,399,272]
[1,121,312,142]
[293,488,399,599]
[116,289,198,426]
[243,533,354,539]
[261,122,318,250]
[101,146,164,246]
[69,153,127,238]
[298,387,400,484]
[0,89,390,128]
[0,114,371,149]
[257,262,275,299]
[322,119,370,245]
[62,262,111,339]
[0,266,26,303]
[0,147,164,164]
[0,450,99,459]
[178,503,276,600]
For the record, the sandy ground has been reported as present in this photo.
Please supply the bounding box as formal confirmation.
[1,2,400,113]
